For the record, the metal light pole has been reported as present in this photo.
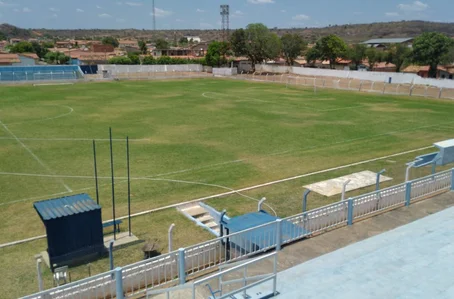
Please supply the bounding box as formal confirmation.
[302,189,311,212]
[258,197,266,211]
[341,179,351,201]
[168,223,175,252]
[376,169,386,191]
[406,162,415,182]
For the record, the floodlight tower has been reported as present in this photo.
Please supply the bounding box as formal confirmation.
[220,5,230,41]
[152,0,156,30]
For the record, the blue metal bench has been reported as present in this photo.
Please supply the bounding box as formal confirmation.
[103,220,122,233]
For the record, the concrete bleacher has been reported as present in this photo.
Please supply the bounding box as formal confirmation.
[245,191,454,298]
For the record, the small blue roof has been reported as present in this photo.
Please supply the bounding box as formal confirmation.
[34,193,100,221]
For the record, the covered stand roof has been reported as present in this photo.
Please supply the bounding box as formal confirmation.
[34,193,101,221]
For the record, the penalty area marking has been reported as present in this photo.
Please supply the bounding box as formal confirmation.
[7,105,74,126]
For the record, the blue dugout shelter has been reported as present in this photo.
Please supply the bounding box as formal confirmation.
[34,194,104,270]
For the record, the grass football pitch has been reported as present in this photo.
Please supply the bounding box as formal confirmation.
[1,78,454,297]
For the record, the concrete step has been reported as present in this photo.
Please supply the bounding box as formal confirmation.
[182,206,207,217]
[205,221,218,229]
[197,215,213,223]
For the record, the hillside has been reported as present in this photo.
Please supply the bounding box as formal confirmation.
[1,21,454,43]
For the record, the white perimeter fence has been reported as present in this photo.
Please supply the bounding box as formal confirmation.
[22,168,454,299]
[256,64,454,89]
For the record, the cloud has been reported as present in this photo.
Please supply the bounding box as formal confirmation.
[49,7,59,12]
[151,7,173,17]
[125,2,142,6]
[385,12,400,17]
[397,1,428,12]
[117,1,122,5]
[76,8,84,12]
[98,13,112,18]
[23,7,31,12]
[353,11,362,15]
[232,10,244,18]
[116,18,126,22]
[200,22,213,28]
[292,14,310,21]
[51,13,58,18]
[176,18,184,22]
[247,0,274,4]
[96,5,102,9]
[13,8,19,12]
[0,1,17,7]
[196,8,205,13]
[281,10,286,13]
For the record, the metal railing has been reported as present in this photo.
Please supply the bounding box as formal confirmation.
[122,251,180,297]
[184,221,278,280]
[410,169,452,201]
[22,269,117,299]
[352,183,407,219]
[23,168,454,299]
[192,252,278,299]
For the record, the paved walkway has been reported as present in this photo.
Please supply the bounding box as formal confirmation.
[248,191,454,298]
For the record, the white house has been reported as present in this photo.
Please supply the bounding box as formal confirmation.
[184,36,201,43]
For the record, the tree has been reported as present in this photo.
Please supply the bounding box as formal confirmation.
[138,40,148,55]
[179,37,188,46]
[9,41,34,53]
[230,28,247,57]
[305,47,319,65]
[127,52,140,64]
[385,44,412,72]
[41,41,55,49]
[108,56,133,64]
[348,44,367,70]
[412,32,454,78]
[31,42,49,59]
[102,36,119,48]
[0,32,6,41]
[281,33,306,66]
[312,34,348,69]
[155,39,169,50]
[44,51,70,65]
[230,23,281,70]
[205,41,228,67]
[365,47,384,70]
[142,55,155,65]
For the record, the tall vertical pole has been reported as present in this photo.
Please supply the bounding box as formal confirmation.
[152,0,156,30]
[126,136,131,237]
[93,140,99,205]
[109,127,116,240]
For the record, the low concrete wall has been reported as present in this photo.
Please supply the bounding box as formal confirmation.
[213,67,238,76]
[98,64,203,74]
[255,64,454,89]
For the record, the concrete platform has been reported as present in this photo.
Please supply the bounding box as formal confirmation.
[304,170,392,197]
[246,192,454,298]
[103,231,139,249]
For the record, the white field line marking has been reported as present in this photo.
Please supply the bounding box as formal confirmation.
[0,180,125,206]
[8,105,74,125]
[0,137,148,142]
[0,145,434,248]
[0,145,433,204]
[0,121,72,192]
[0,119,450,183]
[33,82,74,87]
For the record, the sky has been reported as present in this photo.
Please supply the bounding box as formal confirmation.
[0,0,452,30]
